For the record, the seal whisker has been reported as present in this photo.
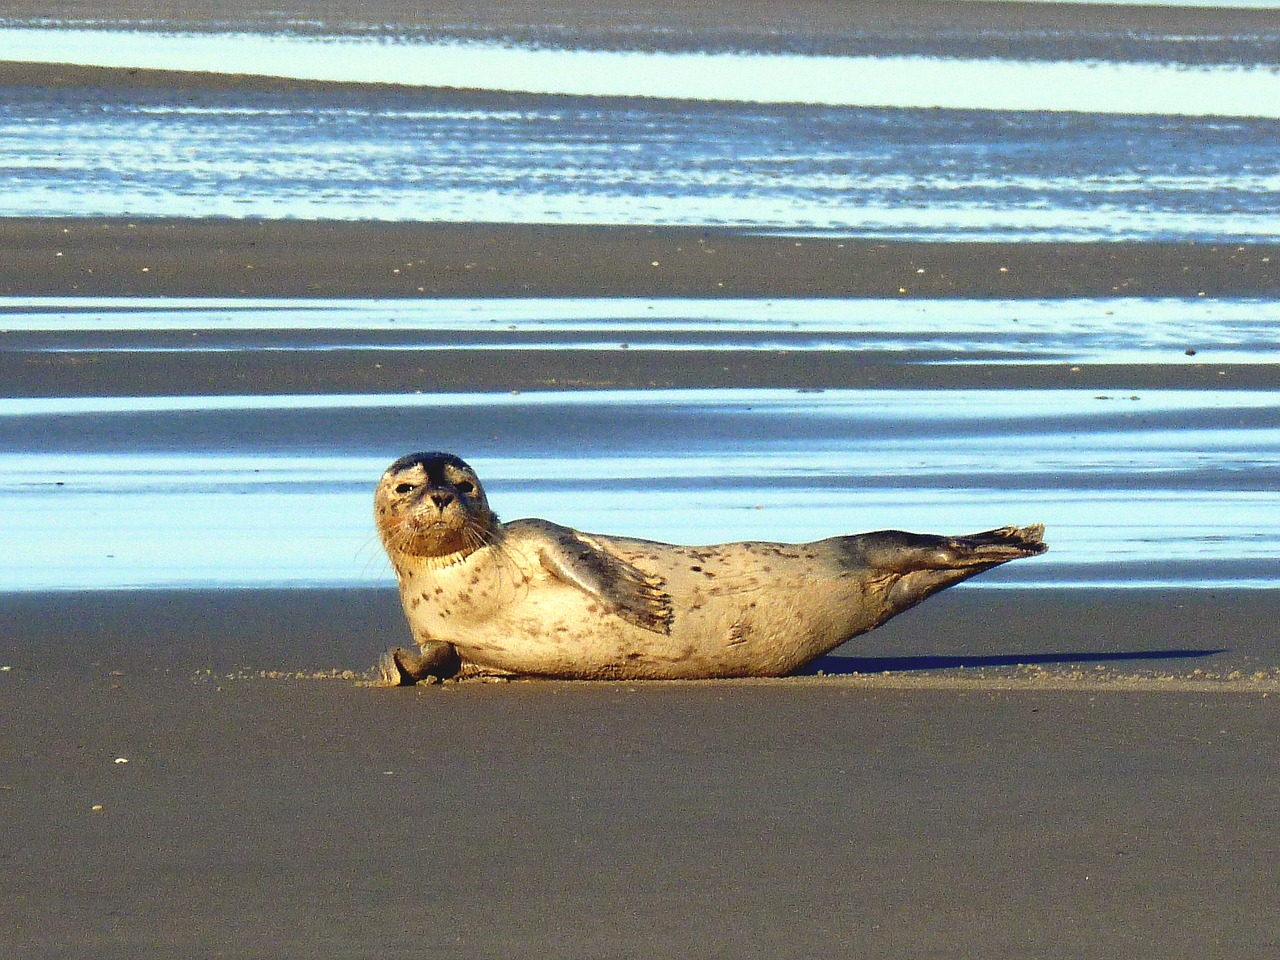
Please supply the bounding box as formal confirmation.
[355,531,396,581]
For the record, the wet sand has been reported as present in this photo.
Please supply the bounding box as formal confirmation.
[8,0,1280,63]
[4,218,1278,400]
[4,586,1279,957]
[4,218,1278,300]
[7,586,1280,960]
[4,614,1279,959]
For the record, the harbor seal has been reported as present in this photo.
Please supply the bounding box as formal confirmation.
[374,451,1047,683]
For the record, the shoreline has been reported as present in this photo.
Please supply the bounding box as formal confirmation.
[5,585,1276,684]
[3,218,1278,300]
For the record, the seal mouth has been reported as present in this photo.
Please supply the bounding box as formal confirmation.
[386,501,493,563]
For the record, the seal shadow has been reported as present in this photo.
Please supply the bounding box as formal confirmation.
[800,648,1229,676]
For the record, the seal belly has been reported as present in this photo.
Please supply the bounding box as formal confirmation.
[441,539,880,680]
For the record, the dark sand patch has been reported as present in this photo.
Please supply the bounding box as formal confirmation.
[8,344,1277,398]
[4,219,1278,300]
[6,0,1278,63]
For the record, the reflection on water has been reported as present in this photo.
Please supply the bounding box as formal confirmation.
[5,28,1280,116]
[2,389,1278,591]
[5,295,1280,364]
[2,75,1278,238]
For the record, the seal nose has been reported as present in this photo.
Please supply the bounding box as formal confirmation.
[430,492,455,511]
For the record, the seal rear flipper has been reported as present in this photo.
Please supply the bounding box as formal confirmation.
[514,519,674,634]
[833,523,1047,613]
[844,524,1047,573]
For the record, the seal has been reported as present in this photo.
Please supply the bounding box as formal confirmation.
[374,451,1047,683]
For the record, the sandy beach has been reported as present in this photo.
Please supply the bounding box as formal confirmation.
[3,222,1279,957]
[3,221,1279,956]
[4,587,1280,959]
[3,1,1280,955]
[4,672,1278,960]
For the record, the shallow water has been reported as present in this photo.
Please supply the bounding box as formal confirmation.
[4,295,1279,363]
[5,378,1280,589]
[4,294,1277,590]
[2,29,1280,238]
[6,28,1280,116]
[1,17,1278,593]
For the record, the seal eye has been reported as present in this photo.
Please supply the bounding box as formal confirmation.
[455,480,475,495]
[394,482,415,495]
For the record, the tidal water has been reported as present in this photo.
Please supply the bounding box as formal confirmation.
[2,296,1278,592]
[4,387,1279,591]
[2,27,1280,238]
[1,20,1278,593]
[4,295,1279,363]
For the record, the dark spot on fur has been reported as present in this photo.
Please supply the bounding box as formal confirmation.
[689,565,702,572]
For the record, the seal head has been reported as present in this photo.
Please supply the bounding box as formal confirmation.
[374,451,497,568]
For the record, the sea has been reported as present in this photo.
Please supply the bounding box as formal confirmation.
[1,10,1278,592]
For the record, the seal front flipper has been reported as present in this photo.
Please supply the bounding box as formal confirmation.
[513,519,674,634]
[377,641,461,686]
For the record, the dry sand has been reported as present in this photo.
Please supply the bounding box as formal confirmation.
[4,587,1279,957]
[4,657,1279,959]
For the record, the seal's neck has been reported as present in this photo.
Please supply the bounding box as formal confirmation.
[411,545,483,571]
